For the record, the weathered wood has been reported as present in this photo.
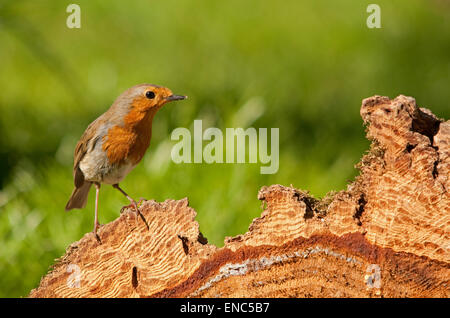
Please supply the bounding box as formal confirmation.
[30,95,449,298]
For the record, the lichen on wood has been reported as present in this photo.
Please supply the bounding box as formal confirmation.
[29,95,449,298]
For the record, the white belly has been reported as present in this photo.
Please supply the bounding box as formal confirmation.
[79,151,136,185]
[102,161,135,184]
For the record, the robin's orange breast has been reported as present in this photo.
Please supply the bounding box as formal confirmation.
[102,105,157,166]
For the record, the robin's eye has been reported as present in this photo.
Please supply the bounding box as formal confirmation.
[146,91,155,99]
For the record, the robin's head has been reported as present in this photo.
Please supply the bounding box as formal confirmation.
[116,84,187,113]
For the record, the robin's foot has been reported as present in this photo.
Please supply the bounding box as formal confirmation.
[92,232,101,243]
[120,204,133,214]
[120,201,150,230]
[120,200,140,214]
[132,202,150,230]
[92,222,102,243]
[137,197,147,206]
[120,201,140,214]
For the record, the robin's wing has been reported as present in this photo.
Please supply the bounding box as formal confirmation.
[73,117,104,187]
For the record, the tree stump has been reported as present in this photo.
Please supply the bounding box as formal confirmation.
[29,95,449,298]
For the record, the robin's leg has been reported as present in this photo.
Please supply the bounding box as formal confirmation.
[93,182,101,242]
[113,184,149,229]
[113,184,138,212]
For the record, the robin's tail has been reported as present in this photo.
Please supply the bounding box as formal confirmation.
[65,181,92,211]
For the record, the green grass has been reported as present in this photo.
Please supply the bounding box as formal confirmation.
[0,0,449,297]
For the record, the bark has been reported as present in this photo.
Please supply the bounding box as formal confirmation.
[30,95,449,298]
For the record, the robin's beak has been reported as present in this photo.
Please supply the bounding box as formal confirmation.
[165,95,187,102]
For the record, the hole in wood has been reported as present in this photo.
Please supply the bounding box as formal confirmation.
[178,235,189,255]
[132,266,138,288]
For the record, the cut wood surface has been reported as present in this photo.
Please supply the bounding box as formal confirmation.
[29,95,449,298]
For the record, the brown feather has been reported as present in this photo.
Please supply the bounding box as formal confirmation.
[65,181,92,211]
[72,117,106,185]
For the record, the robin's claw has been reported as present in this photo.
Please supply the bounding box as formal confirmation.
[112,184,149,230]
[92,224,102,243]
[93,232,101,243]
[120,203,135,214]
[137,197,147,206]
[132,201,140,213]
[133,205,150,231]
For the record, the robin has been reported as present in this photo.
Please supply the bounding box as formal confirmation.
[65,84,187,239]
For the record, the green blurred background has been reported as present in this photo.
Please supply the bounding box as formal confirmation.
[0,0,449,297]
